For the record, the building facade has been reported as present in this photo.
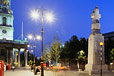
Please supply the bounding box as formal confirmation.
[0,0,28,67]
[103,31,114,41]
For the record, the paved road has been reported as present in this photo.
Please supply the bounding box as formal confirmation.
[45,70,114,76]
[4,68,114,76]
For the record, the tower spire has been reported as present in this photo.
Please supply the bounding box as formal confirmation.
[21,21,24,40]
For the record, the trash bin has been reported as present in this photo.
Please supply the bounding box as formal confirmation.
[0,60,4,76]
[7,64,11,70]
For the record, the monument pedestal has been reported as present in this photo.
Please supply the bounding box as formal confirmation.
[85,64,108,73]
[84,34,109,73]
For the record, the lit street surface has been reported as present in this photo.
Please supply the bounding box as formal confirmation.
[4,68,114,76]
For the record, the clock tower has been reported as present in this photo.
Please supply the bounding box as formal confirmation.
[0,0,13,40]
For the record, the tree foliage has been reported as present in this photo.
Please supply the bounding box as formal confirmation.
[44,44,52,62]
[51,41,61,65]
[44,48,52,61]
[44,36,62,66]
[77,50,86,61]
[105,38,114,64]
[109,48,114,62]
[60,35,88,60]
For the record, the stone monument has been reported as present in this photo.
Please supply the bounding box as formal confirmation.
[85,6,108,73]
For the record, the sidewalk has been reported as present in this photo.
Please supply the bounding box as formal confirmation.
[4,67,39,76]
[4,67,114,76]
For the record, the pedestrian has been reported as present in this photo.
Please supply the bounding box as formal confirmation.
[31,65,33,71]
[12,65,15,71]
[35,67,40,75]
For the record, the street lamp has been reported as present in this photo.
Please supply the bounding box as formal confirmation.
[30,45,33,66]
[28,33,41,74]
[30,46,33,61]
[30,9,39,21]
[27,44,30,48]
[30,8,54,76]
[100,42,103,76]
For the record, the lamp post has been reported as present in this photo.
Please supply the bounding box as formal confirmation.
[41,9,44,76]
[30,46,33,62]
[30,8,54,76]
[100,42,103,76]
[33,33,36,65]
[30,45,33,66]
[28,33,41,74]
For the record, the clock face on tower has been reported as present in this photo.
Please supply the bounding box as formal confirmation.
[2,30,7,34]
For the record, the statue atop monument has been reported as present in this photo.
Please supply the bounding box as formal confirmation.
[91,6,101,34]
[91,6,101,21]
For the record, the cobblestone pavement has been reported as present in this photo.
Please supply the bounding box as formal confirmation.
[4,68,114,76]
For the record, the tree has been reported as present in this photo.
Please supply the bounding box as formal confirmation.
[77,50,86,61]
[109,48,114,63]
[51,41,62,66]
[79,38,88,58]
[60,35,80,59]
[60,35,88,68]
[76,50,86,70]
[44,44,52,67]
[44,34,62,66]
[60,35,87,60]
[105,38,114,64]
[60,41,70,59]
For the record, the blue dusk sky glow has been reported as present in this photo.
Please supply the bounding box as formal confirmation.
[11,0,114,56]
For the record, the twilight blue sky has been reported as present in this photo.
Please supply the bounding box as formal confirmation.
[11,0,114,56]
